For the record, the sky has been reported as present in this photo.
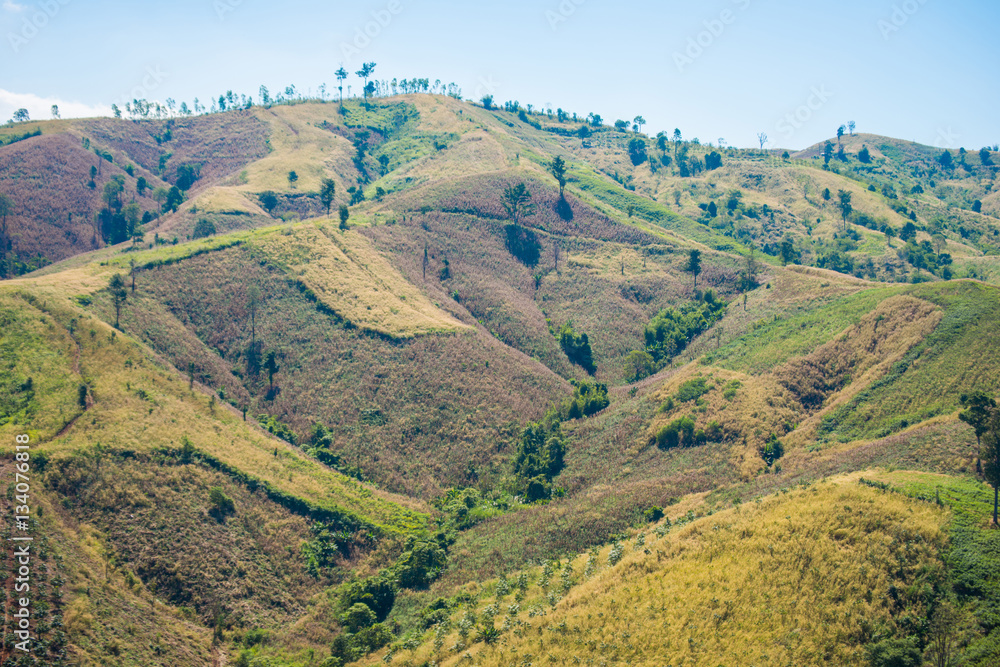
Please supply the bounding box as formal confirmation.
[1,0,997,150]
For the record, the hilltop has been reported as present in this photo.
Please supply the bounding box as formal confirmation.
[1,93,1000,666]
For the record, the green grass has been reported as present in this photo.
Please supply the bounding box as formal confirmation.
[819,281,1000,442]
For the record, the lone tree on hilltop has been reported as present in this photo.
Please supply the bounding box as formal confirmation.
[838,190,853,230]
[685,249,702,288]
[320,178,336,216]
[502,183,536,227]
[109,273,128,329]
[960,391,997,472]
[757,132,768,150]
[982,407,1000,524]
[356,62,377,109]
[550,156,568,199]
[633,115,646,134]
[848,120,856,136]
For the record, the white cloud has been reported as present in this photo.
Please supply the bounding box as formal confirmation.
[0,89,110,122]
[3,0,26,12]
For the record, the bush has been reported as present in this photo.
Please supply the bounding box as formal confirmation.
[192,219,216,239]
[208,487,235,517]
[643,506,664,522]
[559,323,596,374]
[656,416,697,450]
[340,603,376,633]
[337,575,396,621]
[394,539,447,589]
[866,637,922,667]
[675,377,709,403]
[644,293,726,364]
[760,434,784,466]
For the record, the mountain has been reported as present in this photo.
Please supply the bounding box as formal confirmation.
[1,94,999,666]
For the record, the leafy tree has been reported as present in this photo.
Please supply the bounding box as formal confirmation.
[858,145,871,163]
[192,218,216,239]
[884,225,897,247]
[109,273,128,329]
[837,124,846,144]
[866,637,922,667]
[972,200,982,213]
[627,138,648,165]
[549,156,567,198]
[259,190,278,214]
[164,186,184,212]
[704,151,723,170]
[779,237,797,266]
[938,150,954,169]
[320,178,337,216]
[209,487,235,517]
[980,147,993,166]
[706,201,717,217]
[50,104,60,119]
[12,108,29,122]
[264,350,279,392]
[900,221,917,242]
[633,115,645,133]
[685,249,701,288]
[623,350,655,383]
[287,170,298,187]
[136,176,147,196]
[481,94,494,110]
[644,292,726,364]
[960,391,997,470]
[176,164,200,190]
[847,120,856,135]
[502,183,535,226]
[339,204,350,230]
[823,141,834,166]
[356,62,377,109]
[837,189,853,229]
[981,410,1000,524]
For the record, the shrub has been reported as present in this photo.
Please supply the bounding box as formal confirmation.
[656,416,696,450]
[643,506,664,522]
[675,377,710,403]
[192,219,216,239]
[208,487,235,517]
[559,323,596,374]
[760,433,784,466]
[340,603,377,633]
[644,292,726,364]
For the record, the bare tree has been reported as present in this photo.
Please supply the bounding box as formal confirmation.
[757,132,768,150]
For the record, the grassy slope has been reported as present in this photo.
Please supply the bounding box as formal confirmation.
[360,478,949,666]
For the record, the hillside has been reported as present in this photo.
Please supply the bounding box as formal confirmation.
[2,93,1000,666]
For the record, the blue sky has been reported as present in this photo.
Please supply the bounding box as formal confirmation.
[1,0,997,150]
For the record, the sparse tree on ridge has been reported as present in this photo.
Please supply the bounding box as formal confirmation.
[51,104,60,119]
[320,178,337,216]
[339,204,350,231]
[12,108,29,122]
[502,183,536,227]
[109,273,128,329]
[633,116,646,134]
[837,125,846,144]
[550,156,568,198]
[847,120,856,136]
[356,62,377,109]
[685,249,702,288]
[757,132,768,150]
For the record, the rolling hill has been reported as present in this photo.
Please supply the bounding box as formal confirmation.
[2,92,1000,666]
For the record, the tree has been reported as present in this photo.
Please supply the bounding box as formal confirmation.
[502,183,535,227]
[129,257,137,293]
[837,190,853,229]
[982,408,1000,525]
[246,285,261,346]
[12,108,29,122]
[757,132,768,150]
[209,487,235,518]
[980,147,994,166]
[837,124,846,144]
[335,67,348,109]
[50,104,60,119]
[960,391,997,470]
[823,141,834,166]
[938,150,954,169]
[858,145,871,163]
[884,225,897,247]
[287,170,298,187]
[685,249,702,288]
[779,238,796,266]
[259,191,278,214]
[264,350,279,392]
[633,115,646,134]
[481,94,494,110]
[356,62,377,109]
[339,204,350,231]
[549,156,567,198]
[320,178,336,216]
[0,193,12,247]
[109,273,128,329]
[623,350,655,383]
[193,219,216,239]
[847,120,856,136]
[972,200,982,213]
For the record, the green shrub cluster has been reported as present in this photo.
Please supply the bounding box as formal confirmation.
[643,291,726,364]
[512,419,567,502]
[558,323,595,374]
